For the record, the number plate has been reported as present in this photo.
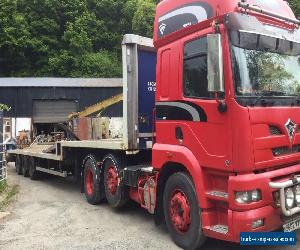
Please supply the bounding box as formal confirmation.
[283,217,300,232]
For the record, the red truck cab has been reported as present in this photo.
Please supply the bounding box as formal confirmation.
[152,0,300,248]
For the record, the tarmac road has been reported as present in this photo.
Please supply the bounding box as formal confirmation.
[0,163,298,250]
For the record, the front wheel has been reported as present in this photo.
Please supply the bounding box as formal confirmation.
[163,172,206,250]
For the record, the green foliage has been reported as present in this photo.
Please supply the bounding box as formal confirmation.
[0,104,11,111]
[0,180,7,193]
[132,0,156,38]
[0,181,19,211]
[289,0,300,18]
[78,51,122,77]
[0,0,156,77]
[2,0,297,78]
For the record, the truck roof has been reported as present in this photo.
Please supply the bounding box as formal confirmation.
[153,0,296,45]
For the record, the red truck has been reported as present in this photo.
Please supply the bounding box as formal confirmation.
[9,0,300,249]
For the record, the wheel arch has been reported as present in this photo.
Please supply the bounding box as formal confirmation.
[154,161,188,225]
[153,144,208,225]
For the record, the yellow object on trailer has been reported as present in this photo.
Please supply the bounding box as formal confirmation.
[68,93,123,120]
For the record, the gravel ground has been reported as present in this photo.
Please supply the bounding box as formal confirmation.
[0,163,299,250]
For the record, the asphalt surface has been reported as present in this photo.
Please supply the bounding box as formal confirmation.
[0,163,298,250]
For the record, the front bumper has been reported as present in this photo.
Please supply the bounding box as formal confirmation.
[203,204,282,242]
[230,205,282,242]
[224,163,300,242]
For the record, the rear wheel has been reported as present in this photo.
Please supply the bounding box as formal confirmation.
[29,157,40,180]
[16,155,23,175]
[83,156,104,205]
[163,172,206,250]
[103,154,128,208]
[15,155,19,173]
[22,156,29,177]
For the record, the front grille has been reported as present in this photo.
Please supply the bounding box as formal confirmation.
[272,145,300,157]
[269,125,282,135]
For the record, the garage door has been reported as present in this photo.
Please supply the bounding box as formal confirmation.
[33,100,77,123]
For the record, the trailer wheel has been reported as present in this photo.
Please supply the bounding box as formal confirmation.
[83,156,103,205]
[16,155,23,175]
[163,172,206,250]
[15,155,19,173]
[103,154,128,208]
[22,156,29,177]
[29,157,40,180]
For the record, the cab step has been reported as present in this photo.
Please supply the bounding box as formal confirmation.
[206,190,228,201]
[207,224,228,234]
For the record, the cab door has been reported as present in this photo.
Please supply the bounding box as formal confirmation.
[156,29,232,171]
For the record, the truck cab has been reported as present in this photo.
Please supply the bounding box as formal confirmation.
[152,0,300,248]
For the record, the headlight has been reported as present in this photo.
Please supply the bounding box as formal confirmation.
[285,188,295,209]
[294,185,300,205]
[235,190,262,204]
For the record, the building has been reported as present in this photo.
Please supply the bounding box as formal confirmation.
[0,78,123,140]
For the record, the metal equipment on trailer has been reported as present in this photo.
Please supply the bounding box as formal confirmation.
[8,1,300,249]
[68,93,123,120]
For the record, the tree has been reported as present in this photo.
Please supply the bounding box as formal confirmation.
[289,0,300,18]
[0,104,11,111]
[132,0,156,38]
[0,0,156,77]
[0,0,31,76]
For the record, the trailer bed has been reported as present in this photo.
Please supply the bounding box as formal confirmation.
[60,139,124,150]
[10,144,61,161]
[9,138,126,161]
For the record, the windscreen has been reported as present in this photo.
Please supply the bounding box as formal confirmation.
[230,31,300,101]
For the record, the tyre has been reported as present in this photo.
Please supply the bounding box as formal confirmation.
[22,156,29,177]
[83,155,104,205]
[29,157,40,180]
[163,172,206,250]
[103,154,128,208]
[16,155,23,175]
[15,155,19,173]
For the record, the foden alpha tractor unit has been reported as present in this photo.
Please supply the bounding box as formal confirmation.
[10,0,300,249]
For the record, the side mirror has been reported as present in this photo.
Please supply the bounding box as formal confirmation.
[207,34,224,93]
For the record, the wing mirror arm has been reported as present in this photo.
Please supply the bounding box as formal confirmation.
[214,93,228,113]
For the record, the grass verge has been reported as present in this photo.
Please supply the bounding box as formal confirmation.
[0,180,18,211]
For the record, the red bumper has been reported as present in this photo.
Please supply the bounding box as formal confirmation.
[204,164,300,242]
[203,205,282,242]
[230,205,282,242]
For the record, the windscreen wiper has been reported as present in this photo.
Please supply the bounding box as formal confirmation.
[252,90,286,106]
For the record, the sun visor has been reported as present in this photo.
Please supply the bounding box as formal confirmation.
[224,12,300,44]
[224,13,265,33]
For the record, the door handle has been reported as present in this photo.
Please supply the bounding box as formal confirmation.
[175,127,183,143]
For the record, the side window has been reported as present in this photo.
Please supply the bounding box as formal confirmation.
[183,37,211,98]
